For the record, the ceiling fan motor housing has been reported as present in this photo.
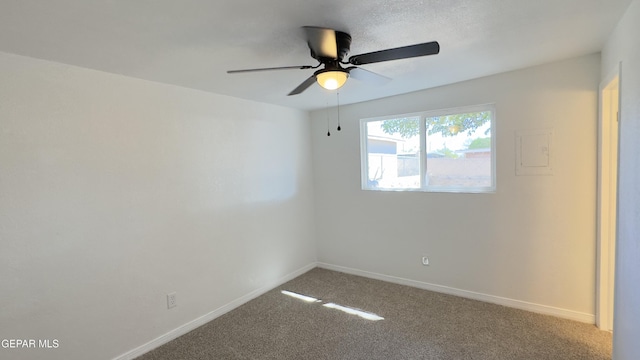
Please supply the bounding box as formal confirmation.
[309,30,352,62]
[335,31,352,61]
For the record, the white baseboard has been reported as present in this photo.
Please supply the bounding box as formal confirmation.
[113,262,317,360]
[317,262,595,324]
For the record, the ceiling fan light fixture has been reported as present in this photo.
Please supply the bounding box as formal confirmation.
[316,70,349,90]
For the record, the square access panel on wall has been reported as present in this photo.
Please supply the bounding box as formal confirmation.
[516,129,553,175]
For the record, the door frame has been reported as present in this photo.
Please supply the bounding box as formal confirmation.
[596,64,621,331]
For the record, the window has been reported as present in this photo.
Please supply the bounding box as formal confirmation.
[360,104,495,193]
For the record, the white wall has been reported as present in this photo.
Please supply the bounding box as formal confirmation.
[311,54,600,320]
[601,1,640,358]
[0,52,316,360]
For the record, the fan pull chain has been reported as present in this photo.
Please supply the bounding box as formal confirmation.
[336,92,341,131]
[326,99,331,136]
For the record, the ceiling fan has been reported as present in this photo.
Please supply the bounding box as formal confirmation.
[227,26,440,96]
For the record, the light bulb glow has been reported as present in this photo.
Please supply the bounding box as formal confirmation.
[324,78,339,90]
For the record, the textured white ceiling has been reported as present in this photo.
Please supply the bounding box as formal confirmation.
[0,0,632,110]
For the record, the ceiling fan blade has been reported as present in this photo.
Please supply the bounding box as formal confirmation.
[348,41,440,66]
[347,67,391,85]
[227,65,314,74]
[288,75,317,96]
[303,26,338,60]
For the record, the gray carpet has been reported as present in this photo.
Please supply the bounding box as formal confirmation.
[137,268,611,360]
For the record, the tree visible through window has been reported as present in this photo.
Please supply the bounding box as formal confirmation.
[361,105,495,192]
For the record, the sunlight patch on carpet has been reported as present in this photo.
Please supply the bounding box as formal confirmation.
[281,290,321,303]
[281,290,384,321]
[323,302,384,321]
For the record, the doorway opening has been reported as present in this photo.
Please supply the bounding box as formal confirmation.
[596,69,620,331]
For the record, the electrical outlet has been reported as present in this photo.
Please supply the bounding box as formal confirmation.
[422,256,430,266]
[167,292,177,309]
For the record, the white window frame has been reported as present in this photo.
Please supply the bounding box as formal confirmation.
[360,104,496,193]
